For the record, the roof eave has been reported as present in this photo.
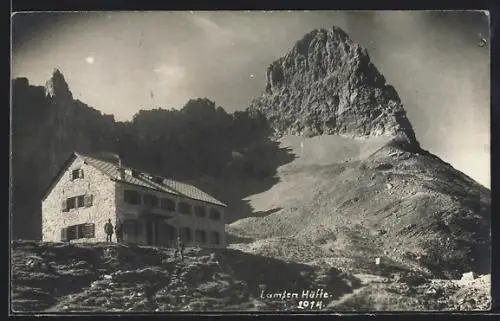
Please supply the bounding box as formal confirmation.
[111,178,227,208]
[41,152,79,202]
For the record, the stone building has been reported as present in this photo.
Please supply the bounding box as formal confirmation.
[41,152,227,248]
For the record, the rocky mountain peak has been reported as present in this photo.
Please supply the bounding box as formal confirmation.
[249,26,420,148]
[45,68,73,100]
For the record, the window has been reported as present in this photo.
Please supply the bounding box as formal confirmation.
[195,229,207,244]
[71,169,84,180]
[62,194,93,212]
[79,223,95,238]
[67,197,76,210]
[77,195,85,207]
[209,208,221,221]
[210,231,221,245]
[195,206,206,218]
[179,202,192,215]
[143,194,159,208]
[124,190,141,205]
[60,223,95,241]
[83,195,93,207]
[161,198,176,211]
[165,224,176,241]
[66,225,77,240]
[124,219,142,237]
[180,227,192,242]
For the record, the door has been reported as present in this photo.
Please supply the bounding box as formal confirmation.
[145,220,159,246]
[146,220,154,246]
[154,221,159,246]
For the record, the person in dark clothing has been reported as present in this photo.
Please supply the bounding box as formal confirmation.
[104,219,114,242]
[115,219,123,243]
[174,236,185,259]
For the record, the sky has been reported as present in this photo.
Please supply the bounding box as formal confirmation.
[11,11,491,188]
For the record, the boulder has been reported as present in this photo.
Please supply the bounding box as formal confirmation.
[461,271,477,282]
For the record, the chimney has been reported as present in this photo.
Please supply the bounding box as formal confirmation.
[117,154,125,180]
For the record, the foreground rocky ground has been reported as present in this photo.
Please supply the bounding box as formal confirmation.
[11,240,490,312]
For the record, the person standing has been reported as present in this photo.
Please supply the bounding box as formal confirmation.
[174,236,185,259]
[104,219,114,242]
[115,219,124,243]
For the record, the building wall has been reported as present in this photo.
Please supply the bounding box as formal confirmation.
[115,182,226,248]
[41,157,117,243]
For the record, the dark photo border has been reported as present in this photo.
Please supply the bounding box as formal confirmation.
[8,0,498,320]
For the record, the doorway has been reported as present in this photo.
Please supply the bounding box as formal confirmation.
[145,220,159,246]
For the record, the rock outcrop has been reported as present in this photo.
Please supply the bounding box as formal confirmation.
[11,241,362,312]
[248,27,419,149]
[45,69,73,100]
[11,73,116,240]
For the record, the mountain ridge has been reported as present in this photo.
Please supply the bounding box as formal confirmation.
[248,26,420,150]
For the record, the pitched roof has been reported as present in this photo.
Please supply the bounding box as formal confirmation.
[76,153,227,207]
[41,152,79,201]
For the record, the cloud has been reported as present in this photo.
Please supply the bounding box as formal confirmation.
[85,56,94,64]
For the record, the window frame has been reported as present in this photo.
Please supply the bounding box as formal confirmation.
[195,229,207,244]
[61,223,95,241]
[124,190,142,205]
[124,219,143,238]
[63,194,93,212]
[78,223,95,238]
[165,223,177,241]
[179,202,192,215]
[195,206,207,218]
[71,168,84,180]
[143,193,159,208]
[209,208,221,221]
[67,197,77,210]
[76,195,85,208]
[180,227,192,242]
[161,198,176,212]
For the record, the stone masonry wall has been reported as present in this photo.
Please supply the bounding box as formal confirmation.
[41,157,117,243]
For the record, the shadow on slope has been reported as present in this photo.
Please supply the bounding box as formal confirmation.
[11,241,361,312]
[193,139,296,223]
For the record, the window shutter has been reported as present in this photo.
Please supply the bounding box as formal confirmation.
[85,223,95,238]
[79,169,84,179]
[84,194,93,207]
[79,223,92,238]
[67,225,77,241]
[75,224,81,239]
[61,228,68,242]
[61,199,68,212]
[81,224,87,238]
[69,171,74,181]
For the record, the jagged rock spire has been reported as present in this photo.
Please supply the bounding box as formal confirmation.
[45,68,73,100]
[248,26,420,148]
